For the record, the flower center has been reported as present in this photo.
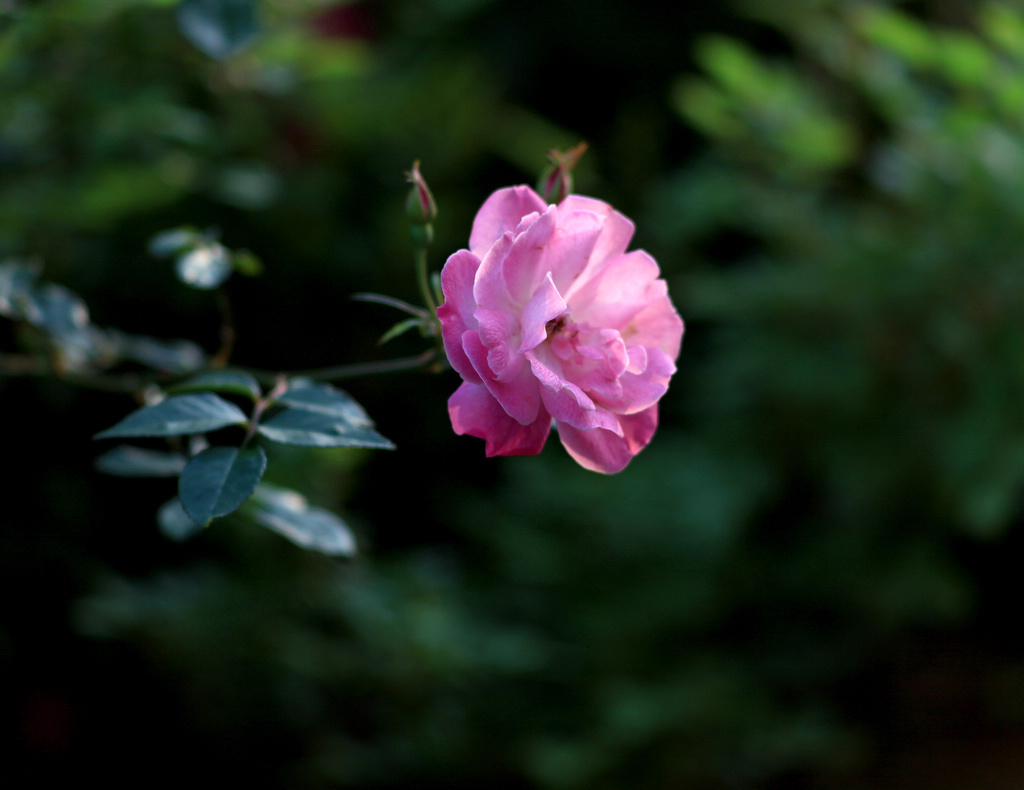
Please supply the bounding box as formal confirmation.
[545,315,568,336]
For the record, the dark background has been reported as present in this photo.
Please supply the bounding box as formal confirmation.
[4,0,1024,787]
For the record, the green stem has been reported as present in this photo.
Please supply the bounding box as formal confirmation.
[0,347,441,394]
[414,245,438,320]
[242,375,288,448]
[211,289,236,369]
[0,353,164,393]
[245,348,440,386]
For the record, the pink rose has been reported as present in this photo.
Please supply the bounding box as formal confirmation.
[437,185,684,473]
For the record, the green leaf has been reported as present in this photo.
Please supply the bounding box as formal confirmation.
[856,7,935,68]
[276,381,373,423]
[179,445,267,526]
[0,258,40,319]
[980,3,1024,60]
[378,317,425,345]
[214,163,280,210]
[247,484,356,556]
[21,283,96,366]
[937,31,993,87]
[157,497,203,542]
[167,369,262,400]
[95,446,187,477]
[696,36,775,103]
[95,393,249,439]
[106,330,207,374]
[23,282,90,337]
[148,228,200,258]
[177,0,261,60]
[257,407,394,449]
[672,78,744,140]
[229,249,263,276]
[175,242,232,289]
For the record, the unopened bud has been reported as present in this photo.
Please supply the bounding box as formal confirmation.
[405,161,437,225]
[537,142,588,203]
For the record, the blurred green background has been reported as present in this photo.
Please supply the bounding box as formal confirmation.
[4,0,1024,787]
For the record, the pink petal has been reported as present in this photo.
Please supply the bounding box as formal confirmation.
[475,307,519,380]
[626,345,648,375]
[592,366,670,415]
[518,273,568,353]
[568,249,663,330]
[625,294,685,360]
[500,206,557,305]
[464,330,541,425]
[545,386,622,434]
[584,347,675,415]
[473,231,516,311]
[543,210,604,296]
[526,351,622,434]
[558,196,635,299]
[449,381,551,457]
[469,186,548,259]
[476,307,518,351]
[556,405,659,474]
[437,249,483,384]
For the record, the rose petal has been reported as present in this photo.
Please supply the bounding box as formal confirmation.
[438,249,483,384]
[624,294,685,360]
[543,209,604,296]
[464,330,541,425]
[526,350,622,435]
[473,231,517,311]
[545,387,622,434]
[569,249,663,330]
[593,367,669,415]
[449,382,551,457]
[518,273,568,353]
[500,206,557,306]
[556,405,659,474]
[626,345,648,375]
[558,196,635,299]
[470,186,548,258]
[476,307,518,351]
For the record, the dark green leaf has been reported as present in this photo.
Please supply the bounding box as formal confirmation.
[0,259,40,319]
[257,407,394,449]
[230,249,263,276]
[214,164,279,209]
[106,330,207,374]
[177,0,261,60]
[95,446,187,477]
[378,317,425,345]
[247,484,356,556]
[157,497,203,542]
[856,6,935,67]
[23,283,95,366]
[95,393,249,439]
[168,369,262,400]
[276,381,373,424]
[148,228,200,258]
[23,282,90,336]
[179,445,267,526]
